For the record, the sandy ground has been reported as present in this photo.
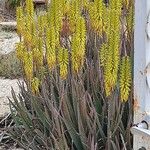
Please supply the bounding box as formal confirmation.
[0,78,21,117]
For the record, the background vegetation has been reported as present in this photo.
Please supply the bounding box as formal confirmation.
[8,0,134,149]
[0,52,22,78]
[6,0,23,8]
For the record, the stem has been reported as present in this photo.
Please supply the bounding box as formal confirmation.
[66,37,73,107]
[107,98,111,150]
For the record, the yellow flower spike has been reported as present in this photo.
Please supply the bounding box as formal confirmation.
[31,77,40,94]
[23,31,33,48]
[48,0,63,34]
[46,26,58,70]
[32,48,38,61]
[71,0,80,15]
[120,56,132,102]
[16,42,25,60]
[72,57,80,73]
[16,7,24,35]
[124,0,129,8]
[16,6,23,21]
[26,0,34,18]
[100,43,107,66]
[62,1,70,15]
[34,38,43,66]
[46,27,56,50]
[59,63,68,79]
[33,48,43,67]
[46,48,56,70]
[126,4,134,33]
[24,51,33,81]
[25,15,35,36]
[89,0,104,35]
[58,48,68,79]
[68,0,82,33]
[37,15,48,36]
[82,0,89,8]
[30,22,36,37]
[99,0,122,97]
[71,16,86,73]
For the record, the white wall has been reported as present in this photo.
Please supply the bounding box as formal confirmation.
[134,0,150,149]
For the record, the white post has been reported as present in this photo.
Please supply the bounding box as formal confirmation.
[134,0,150,149]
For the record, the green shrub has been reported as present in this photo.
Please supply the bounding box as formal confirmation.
[6,0,23,7]
[0,52,22,78]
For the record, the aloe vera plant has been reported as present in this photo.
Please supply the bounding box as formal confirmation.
[8,0,134,149]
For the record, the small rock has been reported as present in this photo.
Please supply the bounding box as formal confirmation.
[33,0,46,4]
[0,21,17,31]
[0,31,19,54]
